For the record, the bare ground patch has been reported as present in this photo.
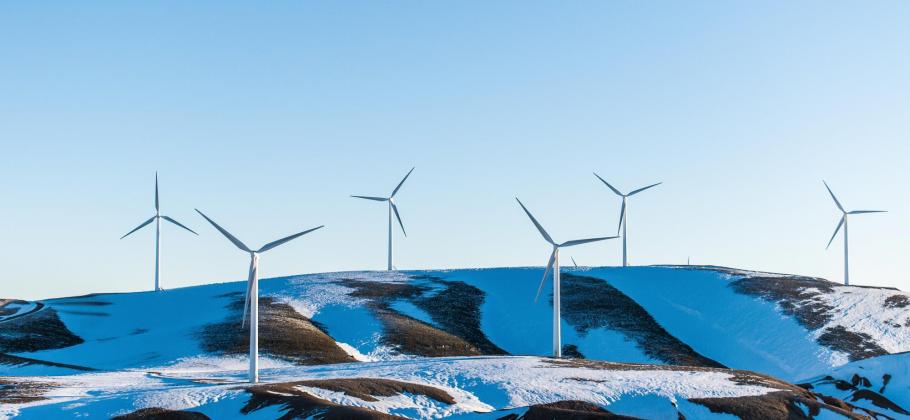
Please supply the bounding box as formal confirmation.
[730,276,889,361]
[296,377,455,404]
[0,299,30,317]
[0,378,51,404]
[371,305,483,357]
[803,372,910,416]
[112,407,210,420]
[560,273,724,368]
[242,380,418,419]
[340,279,491,357]
[689,390,871,420]
[498,400,641,419]
[884,295,910,309]
[0,306,83,353]
[0,353,95,371]
[197,293,355,365]
[407,276,507,355]
[544,359,886,419]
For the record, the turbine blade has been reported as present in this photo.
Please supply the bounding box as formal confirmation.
[390,167,415,198]
[593,173,624,196]
[161,216,198,235]
[571,256,578,268]
[560,236,618,247]
[351,195,388,202]
[258,225,324,253]
[848,210,887,214]
[155,172,159,212]
[535,250,556,303]
[826,217,845,250]
[617,200,626,235]
[823,181,845,212]
[120,216,155,239]
[195,209,251,252]
[515,198,555,245]
[628,182,662,196]
[391,202,406,237]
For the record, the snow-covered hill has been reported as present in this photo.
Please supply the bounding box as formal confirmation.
[800,352,910,419]
[2,266,908,419]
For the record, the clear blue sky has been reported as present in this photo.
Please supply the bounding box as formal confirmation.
[1,2,908,299]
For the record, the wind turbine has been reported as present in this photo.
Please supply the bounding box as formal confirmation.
[823,181,886,286]
[352,167,414,270]
[593,173,661,267]
[121,173,198,291]
[516,198,616,357]
[195,209,323,383]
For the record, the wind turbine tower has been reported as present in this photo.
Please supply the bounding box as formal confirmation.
[121,173,197,291]
[516,198,616,357]
[593,173,661,267]
[196,209,323,383]
[352,167,415,270]
[823,181,886,286]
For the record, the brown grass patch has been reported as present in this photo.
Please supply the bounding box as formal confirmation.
[0,378,50,404]
[372,306,482,357]
[112,407,210,420]
[0,306,83,353]
[341,279,492,357]
[0,353,95,371]
[543,358,889,418]
[197,294,355,365]
[816,326,888,361]
[296,378,455,404]
[849,389,910,415]
[407,276,507,355]
[499,400,639,419]
[689,390,869,420]
[242,381,410,419]
[730,276,890,361]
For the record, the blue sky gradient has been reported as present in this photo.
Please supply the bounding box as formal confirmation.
[1,2,908,299]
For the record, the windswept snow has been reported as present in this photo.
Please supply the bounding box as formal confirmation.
[809,286,910,353]
[803,352,910,415]
[3,266,908,419]
[2,356,780,419]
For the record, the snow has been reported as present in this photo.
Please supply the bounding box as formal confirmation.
[24,282,244,371]
[0,301,39,322]
[4,266,908,418]
[801,352,910,416]
[427,268,660,364]
[4,356,778,419]
[579,267,852,380]
[809,286,910,353]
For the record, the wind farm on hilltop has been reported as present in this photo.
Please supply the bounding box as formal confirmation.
[2,3,907,418]
[3,165,904,419]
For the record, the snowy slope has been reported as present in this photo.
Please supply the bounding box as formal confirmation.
[0,356,874,419]
[2,266,909,419]
[4,267,908,378]
[801,352,910,418]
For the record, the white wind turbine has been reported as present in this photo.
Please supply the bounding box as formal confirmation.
[593,173,661,267]
[823,181,886,286]
[352,167,414,270]
[121,173,198,291]
[196,209,323,383]
[516,198,617,357]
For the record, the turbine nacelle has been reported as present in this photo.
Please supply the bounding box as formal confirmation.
[195,209,324,325]
[515,198,617,302]
[352,167,415,269]
[822,181,886,249]
[120,173,197,291]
